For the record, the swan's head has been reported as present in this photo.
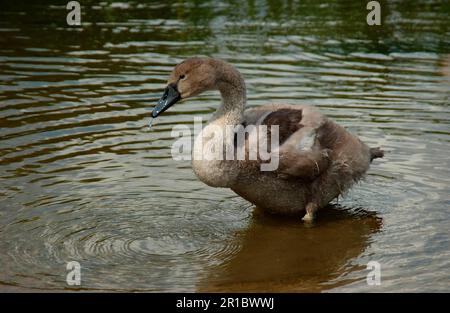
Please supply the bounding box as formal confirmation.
[152,58,217,118]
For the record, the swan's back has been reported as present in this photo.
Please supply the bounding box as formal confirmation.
[230,104,374,216]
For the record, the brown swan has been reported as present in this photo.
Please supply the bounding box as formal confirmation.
[151,57,384,222]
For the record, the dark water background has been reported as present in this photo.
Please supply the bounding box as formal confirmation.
[0,0,449,292]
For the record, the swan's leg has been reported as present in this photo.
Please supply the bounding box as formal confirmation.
[302,202,318,222]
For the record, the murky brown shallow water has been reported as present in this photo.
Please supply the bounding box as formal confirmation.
[0,0,449,292]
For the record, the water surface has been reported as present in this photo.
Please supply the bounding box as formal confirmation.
[0,0,449,292]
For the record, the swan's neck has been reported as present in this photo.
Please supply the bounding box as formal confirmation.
[205,65,246,151]
[210,68,246,126]
[192,65,246,187]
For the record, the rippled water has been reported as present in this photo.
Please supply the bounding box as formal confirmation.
[0,0,449,292]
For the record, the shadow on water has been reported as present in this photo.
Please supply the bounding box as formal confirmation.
[200,206,382,292]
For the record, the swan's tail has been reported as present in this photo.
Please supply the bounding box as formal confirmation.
[370,147,384,162]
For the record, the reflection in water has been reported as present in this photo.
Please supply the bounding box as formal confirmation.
[201,207,382,292]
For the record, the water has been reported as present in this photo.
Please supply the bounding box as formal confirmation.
[0,0,449,292]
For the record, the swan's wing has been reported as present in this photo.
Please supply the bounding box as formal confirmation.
[241,104,334,180]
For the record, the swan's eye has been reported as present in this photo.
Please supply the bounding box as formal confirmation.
[180,74,186,80]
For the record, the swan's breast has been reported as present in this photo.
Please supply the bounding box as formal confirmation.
[191,124,239,187]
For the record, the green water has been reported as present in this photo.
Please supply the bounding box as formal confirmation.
[0,0,449,292]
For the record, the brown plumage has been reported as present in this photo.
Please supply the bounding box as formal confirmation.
[152,57,384,222]
[263,108,304,145]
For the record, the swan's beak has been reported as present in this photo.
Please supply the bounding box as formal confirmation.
[152,84,181,118]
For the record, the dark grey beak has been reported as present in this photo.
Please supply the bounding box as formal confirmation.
[152,84,181,118]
